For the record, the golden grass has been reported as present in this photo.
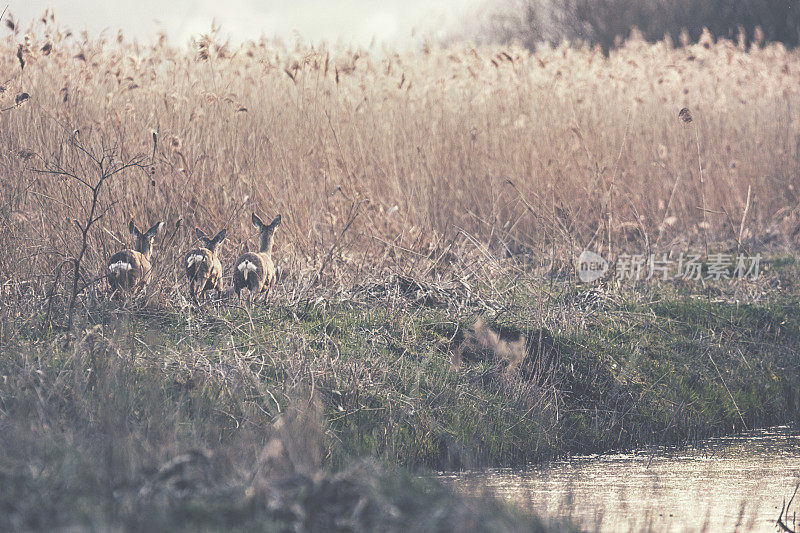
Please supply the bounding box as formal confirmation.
[1,18,799,298]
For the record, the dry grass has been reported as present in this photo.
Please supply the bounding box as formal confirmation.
[0,324,556,531]
[1,17,799,306]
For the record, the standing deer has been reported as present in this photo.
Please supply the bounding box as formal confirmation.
[186,227,227,305]
[108,220,165,295]
[232,213,281,302]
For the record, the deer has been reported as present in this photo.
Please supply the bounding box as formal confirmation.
[232,213,281,303]
[107,220,164,295]
[185,227,227,305]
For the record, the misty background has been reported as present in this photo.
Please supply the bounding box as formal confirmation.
[4,1,800,50]
[5,0,483,46]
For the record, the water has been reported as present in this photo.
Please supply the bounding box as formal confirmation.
[440,426,800,532]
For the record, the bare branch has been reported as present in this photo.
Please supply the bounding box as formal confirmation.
[29,130,155,334]
[777,483,799,533]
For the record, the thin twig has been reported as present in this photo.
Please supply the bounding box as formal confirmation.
[316,199,361,283]
[737,185,752,255]
[693,121,708,258]
[655,171,682,249]
[707,351,747,431]
[777,483,799,533]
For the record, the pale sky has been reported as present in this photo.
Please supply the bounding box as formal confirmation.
[4,0,487,47]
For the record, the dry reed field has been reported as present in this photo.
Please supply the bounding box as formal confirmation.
[1,16,799,303]
[1,12,800,532]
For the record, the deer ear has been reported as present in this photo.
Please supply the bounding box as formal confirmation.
[271,214,282,228]
[195,227,207,241]
[252,213,264,228]
[129,220,139,236]
[212,229,227,245]
[145,222,164,239]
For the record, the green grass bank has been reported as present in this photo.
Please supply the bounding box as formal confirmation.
[1,258,798,529]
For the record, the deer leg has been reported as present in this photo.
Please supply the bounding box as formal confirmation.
[190,279,200,307]
[243,288,252,308]
[260,283,272,305]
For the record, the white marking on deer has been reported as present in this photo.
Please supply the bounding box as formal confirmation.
[238,260,256,281]
[109,261,132,274]
[187,254,205,267]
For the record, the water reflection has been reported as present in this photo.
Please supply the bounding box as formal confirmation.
[441,426,800,532]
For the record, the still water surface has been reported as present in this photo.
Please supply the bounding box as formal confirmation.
[440,427,800,532]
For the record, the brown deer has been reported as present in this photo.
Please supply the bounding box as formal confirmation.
[186,227,227,305]
[108,220,164,295]
[232,213,281,302]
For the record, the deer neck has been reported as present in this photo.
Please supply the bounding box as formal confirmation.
[138,241,153,262]
[259,233,274,256]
